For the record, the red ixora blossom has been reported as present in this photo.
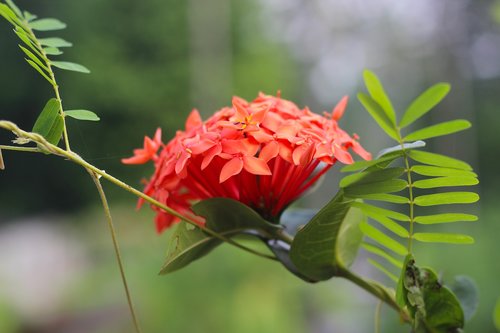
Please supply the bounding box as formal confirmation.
[123,93,371,233]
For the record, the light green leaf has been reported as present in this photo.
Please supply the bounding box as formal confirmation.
[351,202,410,222]
[400,83,451,128]
[360,220,407,256]
[414,192,479,206]
[411,165,477,178]
[341,154,400,172]
[344,179,408,197]
[39,37,72,48]
[368,214,409,238]
[19,45,48,72]
[340,167,405,188]
[375,141,426,159]
[494,298,500,331]
[413,176,478,189]
[363,70,397,125]
[415,213,478,225]
[0,3,18,25]
[350,193,409,204]
[29,18,66,31]
[408,150,472,170]
[14,27,36,50]
[51,61,90,74]
[32,98,63,145]
[367,259,398,282]
[357,92,399,141]
[23,11,37,22]
[43,47,63,56]
[413,233,474,244]
[65,110,100,121]
[362,243,403,268]
[404,120,471,141]
[25,59,54,85]
[5,0,22,18]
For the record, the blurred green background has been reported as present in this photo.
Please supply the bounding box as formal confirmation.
[0,0,499,332]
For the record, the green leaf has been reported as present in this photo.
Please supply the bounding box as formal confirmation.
[396,254,413,307]
[23,11,37,22]
[357,92,399,141]
[14,27,36,50]
[494,298,500,331]
[414,192,479,206]
[39,37,72,48]
[29,18,66,31]
[65,110,100,121]
[360,220,407,256]
[0,148,4,170]
[351,202,410,222]
[289,192,365,281]
[408,150,472,170]
[32,98,63,145]
[411,165,477,178]
[19,45,48,72]
[159,222,221,275]
[404,120,471,141]
[365,215,409,238]
[350,193,409,204]
[5,0,22,18]
[413,176,478,189]
[25,59,54,85]
[43,47,63,56]
[341,154,400,172]
[344,179,408,197]
[340,167,405,188]
[413,233,474,244]
[375,141,426,159]
[400,83,451,128]
[50,61,90,74]
[363,70,397,125]
[280,209,318,237]
[448,276,478,321]
[367,259,398,282]
[415,213,478,225]
[362,243,403,268]
[0,3,18,25]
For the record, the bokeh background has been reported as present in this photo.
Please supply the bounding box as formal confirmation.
[1,0,499,332]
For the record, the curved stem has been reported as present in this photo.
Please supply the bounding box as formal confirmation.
[88,169,142,333]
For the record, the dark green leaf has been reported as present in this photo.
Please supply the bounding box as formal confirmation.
[362,243,403,268]
[340,167,405,188]
[448,276,478,321]
[32,98,63,145]
[408,150,472,170]
[414,213,478,224]
[65,110,100,121]
[29,18,66,31]
[351,193,409,204]
[357,92,399,140]
[39,37,72,48]
[51,61,90,74]
[404,120,471,141]
[363,70,397,125]
[360,220,407,256]
[396,254,413,307]
[289,192,364,281]
[344,179,408,197]
[280,209,318,237]
[43,47,63,55]
[367,259,398,282]
[413,233,474,244]
[19,45,47,71]
[400,83,451,128]
[375,141,426,159]
[25,59,54,85]
[413,176,478,189]
[411,165,477,178]
[414,192,479,206]
[341,154,400,172]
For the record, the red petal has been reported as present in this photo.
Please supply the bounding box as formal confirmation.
[260,141,279,162]
[121,152,149,164]
[351,141,372,160]
[175,151,191,174]
[243,156,271,175]
[333,145,354,164]
[186,109,202,130]
[153,128,162,145]
[202,144,222,169]
[292,144,315,165]
[220,157,243,183]
[332,96,349,120]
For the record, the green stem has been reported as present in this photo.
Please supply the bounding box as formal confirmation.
[374,301,382,333]
[0,145,41,153]
[88,169,142,333]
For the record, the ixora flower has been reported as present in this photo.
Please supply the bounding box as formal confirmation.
[123,93,371,233]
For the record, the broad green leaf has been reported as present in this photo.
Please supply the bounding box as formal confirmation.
[19,45,48,71]
[362,243,403,268]
[357,92,399,140]
[341,154,400,172]
[411,165,477,178]
[350,193,409,204]
[25,59,54,85]
[289,192,364,281]
[360,220,407,256]
[340,167,405,188]
[375,140,426,159]
[494,298,500,331]
[413,233,474,244]
[39,37,72,48]
[363,70,397,125]
[344,179,407,196]
[408,150,472,170]
[400,83,451,128]
[43,47,63,56]
[351,202,410,222]
[413,176,478,189]
[29,18,66,31]
[448,276,478,321]
[414,192,479,206]
[0,148,4,170]
[415,213,478,224]
[65,110,100,121]
[404,120,471,141]
[159,222,221,275]
[367,259,398,282]
[51,61,90,74]
[32,98,63,145]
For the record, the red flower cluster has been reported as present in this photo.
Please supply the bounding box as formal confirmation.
[123,93,371,233]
